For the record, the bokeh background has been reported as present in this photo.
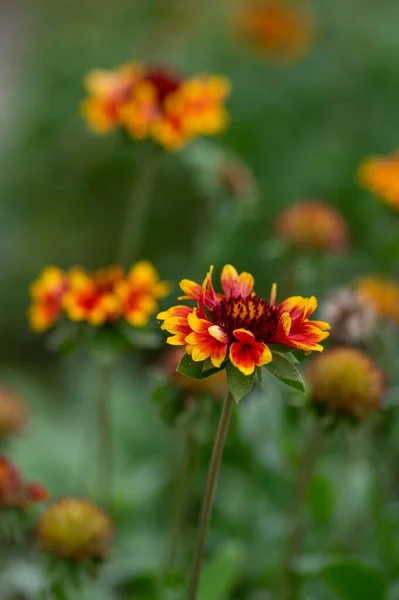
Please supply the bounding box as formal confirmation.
[1,0,399,598]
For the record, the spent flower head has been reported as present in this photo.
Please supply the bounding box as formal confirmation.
[0,387,28,441]
[306,347,385,421]
[358,151,399,211]
[38,498,112,561]
[321,289,376,346]
[158,264,329,379]
[274,200,349,253]
[0,457,48,509]
[235,0,315,60]
[81,62,230,151]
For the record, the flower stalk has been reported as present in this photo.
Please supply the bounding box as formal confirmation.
[97,362,114,505]
[188,389,234,600]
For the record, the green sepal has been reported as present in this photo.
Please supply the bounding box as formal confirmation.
[265,351,306,393]
[176,354,224,380]
[226,362,255,404]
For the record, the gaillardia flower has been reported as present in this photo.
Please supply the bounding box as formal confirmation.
[81,62,230,151]
[358,151,399,211]
[275,200,349,253]
[0,387,28,441]
[235,0,315,60]
[356,276,399,325]
[28,261,169,332]
[158,265,329,376]
[28,267,68,332]
[0,457,48,509]
[321,289,375,346]
[306,347,385,420]
[38,498,112,561]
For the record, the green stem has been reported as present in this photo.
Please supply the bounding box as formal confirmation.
[116,144,158,266]
[97,362,113,505]
[165,429,195,571]
[281,416,324,600]
[188,390,234,600]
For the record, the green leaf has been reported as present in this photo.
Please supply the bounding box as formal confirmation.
[265,352,305,393]
[268,343,295,354]
[226,362,255,404]
[46,322,79,355]
[198,544,243,600]
[176,353,205,379]
[256,366,264,387]
[321,559,387,600]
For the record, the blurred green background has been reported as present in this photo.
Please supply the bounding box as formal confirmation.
[2,0,399,598]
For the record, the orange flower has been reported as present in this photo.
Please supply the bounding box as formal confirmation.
[306,347,385,420]
[274,200,349,253]
[158,265,329,376]
[356,276,399,325]
[358,151,399,211]
[236,0,315,60]
[28,267,69,332]
[62,266,124,326]
[81,63,230,151]
[0,387,28,441]
[0,457,48,509]
[38,498,112,561]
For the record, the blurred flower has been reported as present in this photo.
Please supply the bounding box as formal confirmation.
[321,289,376,346]
[306,347,385,420]
[38,498,112,561]
[274,200,349,253]
[235,0,315,60]
[356,276,399,325]
[0,457,48,509]
[30,262,169,332]
[81,63,230,151]
[162,347,227,398]
[358,151,399,211]
[0,387,28,441]
[28,267,68,332]
[158,264,329,376]
[218,155,257,200]
[62,266,124,326]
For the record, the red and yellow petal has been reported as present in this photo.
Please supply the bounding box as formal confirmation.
[229,329,272,375]
[221,265,254,299]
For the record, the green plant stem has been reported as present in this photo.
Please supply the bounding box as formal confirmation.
[165,429,196,572]
[116,144,158,266]
[188,390,234,600]
[97,362,113,506]
[281,416,324,600]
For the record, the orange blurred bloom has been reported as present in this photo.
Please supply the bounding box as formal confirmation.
[28,267,69,332]
[81,63,230,151]
[306,347,384,420]
[358,151,399,211]
[236,0,315,60]
[274,200,349,253]
[0,456,48,509]
[356,276,399,325]
[0,387,28,441]
[158,265,329,376]
[38,498,112,561]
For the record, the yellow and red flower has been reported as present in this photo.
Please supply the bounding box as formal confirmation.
[358,151,399,211]
[37,498,112,561]
[356,276,399,325]
[158,265,329,376]
[28,267,69,332]
[274,200,349,253]
[81,63,230,151]
[29,261,169,332]
[306,347,385,420]
[0,457,48,509]
[235,0,315,60]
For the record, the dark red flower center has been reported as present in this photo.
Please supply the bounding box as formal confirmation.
[145,68,181,102]
[210,295,280,342]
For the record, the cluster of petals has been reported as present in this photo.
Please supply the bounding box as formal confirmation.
[37,497,112,560]
[158,265,330,376]
[274,200,349,253]
[0,456,48,509]
[356,276,399,325]
[80,62,230,151]
[358,151,399,211]
[28,262,169,332]
[235,0,315,60]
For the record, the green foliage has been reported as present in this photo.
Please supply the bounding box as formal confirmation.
[198,544,244,600]
[321,559,388,600]
[226,362,255,404]
[264,352,306,393]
